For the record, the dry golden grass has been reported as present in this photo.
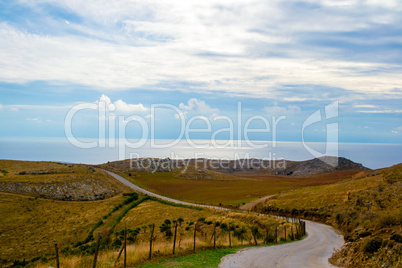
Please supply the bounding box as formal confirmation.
[255,164,402,268]
[259,171,386,210]
[33,200,295,268]
[0,192,126,262]
[0,160,302,267]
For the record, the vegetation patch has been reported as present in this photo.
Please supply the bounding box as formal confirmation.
[254,164,402,268]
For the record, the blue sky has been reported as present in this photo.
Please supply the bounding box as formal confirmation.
[0,0,401,145]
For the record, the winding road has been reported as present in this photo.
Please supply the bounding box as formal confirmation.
[219,220,343,268]
[103,169,344,268]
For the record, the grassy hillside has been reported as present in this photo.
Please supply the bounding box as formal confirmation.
[0,192,126,264]
[99,159,360,206]
[0,160,129,200]
[254,164,402,267]
[0,160,302,267]
[34,198,300,268]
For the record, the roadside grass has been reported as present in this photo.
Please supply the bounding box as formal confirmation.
[254,164,402,268]
[138,246,243,268]
[114,168,357,206]
[260,171,385,210]
[33,199,300,268]
[138,237,307,268]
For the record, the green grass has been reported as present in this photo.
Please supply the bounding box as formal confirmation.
[138,247,241,268]
[137,238,306,268]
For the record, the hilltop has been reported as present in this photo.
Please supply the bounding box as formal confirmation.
[100,156,367,176]
[98,156,366,206]
[271,156,368,176]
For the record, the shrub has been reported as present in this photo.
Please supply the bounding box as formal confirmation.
[390,233,402,243]
[358,231,372,238]
[377,214,398,228]
[112,238,122,249]
[197,217,206,223]
[363,237,383,254]
[61,246,72,255]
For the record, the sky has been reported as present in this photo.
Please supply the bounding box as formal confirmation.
[0,0,401,148]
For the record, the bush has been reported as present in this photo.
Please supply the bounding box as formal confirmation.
[377,214,398,228]
[358,231,372,238]
[363,237,383,254]
[390,233,402,243]
[112,237,122,249]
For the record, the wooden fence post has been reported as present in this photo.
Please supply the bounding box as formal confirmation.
[291,226,294,241]
[213,222,216,249]
[54,241,60,268]
[149,224,155,260]
[275,227,278,243]
[93,233,101,268]
[284,226,287,241]
[193,222,197,252]
[124,223,127,268]
[173,221,178,254]
[228,227,231,247]
[115,242,125,265]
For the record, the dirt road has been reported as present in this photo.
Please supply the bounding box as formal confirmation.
[103,169,344,268]
[239,195,275,210]
[219,220,343,268]
[101,169,230,211]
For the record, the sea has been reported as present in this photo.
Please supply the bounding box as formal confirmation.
[0,137,401,169]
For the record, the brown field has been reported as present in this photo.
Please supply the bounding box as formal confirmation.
[115,168,360,206]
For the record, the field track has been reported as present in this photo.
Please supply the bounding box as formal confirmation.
[102,169,344,268]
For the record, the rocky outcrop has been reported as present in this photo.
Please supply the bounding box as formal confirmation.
[273,156,368,176]
[0,178,119,201]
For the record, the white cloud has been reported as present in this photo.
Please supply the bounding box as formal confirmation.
[354,105,377,108]
[283,97,307,102]
[391,130,398,134]
[26,118,42,122]
[176,98,219,119]
[179,98,218,114]
[0,104,3,110]
[263,105,301,115]
[0,1,401,101]
[97,95,147,112]
[357,110,402,114]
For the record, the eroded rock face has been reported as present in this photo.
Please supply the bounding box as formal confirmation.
[0,178,119,201]
[273,156,368,176]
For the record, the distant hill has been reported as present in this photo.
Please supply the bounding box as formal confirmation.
[272,156,369,176]
[98,156,368,177]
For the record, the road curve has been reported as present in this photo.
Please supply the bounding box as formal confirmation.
[101,169,230,211]
[103,169,344,268]
[219,220,343,268]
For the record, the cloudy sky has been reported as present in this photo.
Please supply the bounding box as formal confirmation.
[0,0,401,144]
